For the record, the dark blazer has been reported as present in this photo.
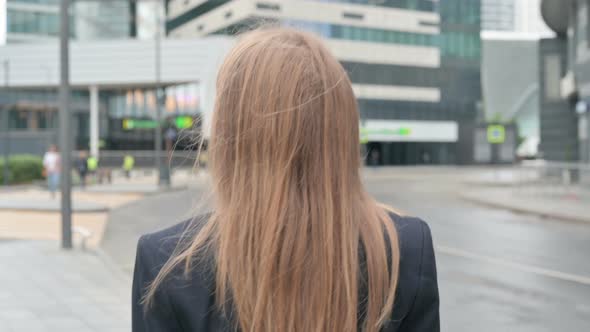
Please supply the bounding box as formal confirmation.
[132,212,439,331]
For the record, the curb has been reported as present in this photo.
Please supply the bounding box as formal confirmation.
[459,193,590,224]
[0,206,110,213]
[0,184,37,193]
[79,185,188,196]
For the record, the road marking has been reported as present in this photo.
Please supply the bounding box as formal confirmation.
[436,245,590,286]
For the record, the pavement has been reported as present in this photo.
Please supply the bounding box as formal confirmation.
[0,169,204,332]
[0,170,205,247]
[0,189,141,248]
[457,167,590,224]
[0,194,108,213]
[0,240,130,332]
[460,186,590,224]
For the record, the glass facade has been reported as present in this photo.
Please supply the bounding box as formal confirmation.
[7,0,134,41]
[107,83,201,119]
[0,89,87,131]
[167,0,232,33]
[317,0,434,12]
[439,32,480,59]
[285,20,437,47]
[73,1,133,40]
[8,0,59,3]
[213,18,438,47]
[7,9,61,36]
[439,0,481,59]
[341,62,440,87]
[1,83,202,150]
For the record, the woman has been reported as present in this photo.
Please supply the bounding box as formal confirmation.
[42,144,60,199]
[132,28,439,332]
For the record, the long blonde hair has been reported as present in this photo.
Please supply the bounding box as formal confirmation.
[146,27,399,332]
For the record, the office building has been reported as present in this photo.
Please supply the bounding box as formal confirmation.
[482,0,553,36]
[540,0,589,163]
[4,0,140,43]
[0,36,233,158]
[482,0,515,31]
[482,32,540,140]
[0,0,174,158]
[166,0,482,165]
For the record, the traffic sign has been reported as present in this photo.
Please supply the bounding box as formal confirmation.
[487,125,505,144]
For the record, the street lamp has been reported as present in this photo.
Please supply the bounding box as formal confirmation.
[155,0,170,187]
[2,60,10,186]
[59,0,73,249]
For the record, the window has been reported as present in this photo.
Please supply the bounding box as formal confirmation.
[38,111,55,129]
[7,9,60,36]
[256,2,281,11]
[8,110,28,130]
[197,24,204,31]
[224,11,232,19]
[342,12,364,20]
[419,20,439,28]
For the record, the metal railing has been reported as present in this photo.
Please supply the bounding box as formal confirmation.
[88,150,203,169]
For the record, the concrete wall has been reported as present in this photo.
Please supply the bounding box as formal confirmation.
[0,36,234,88]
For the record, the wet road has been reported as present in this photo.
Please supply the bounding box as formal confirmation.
[103,167,590,331]
[365,168,590,331]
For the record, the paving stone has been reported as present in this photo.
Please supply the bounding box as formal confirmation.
[0,240,130,331]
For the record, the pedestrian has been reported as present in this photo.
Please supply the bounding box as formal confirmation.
[370,148,380,166]
[76,151,88,188]
[132,28,439,332]
[86,155,98,183]
[42,144,60,199]
[123,154,135,179]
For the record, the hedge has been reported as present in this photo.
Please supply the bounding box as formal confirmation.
[0,155,44,184]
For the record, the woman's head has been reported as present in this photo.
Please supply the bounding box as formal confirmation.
[147,28,398,332]
[210,28,362,206]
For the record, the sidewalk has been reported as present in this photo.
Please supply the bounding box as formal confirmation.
[460,186,590,224]
[0,240,130,332]
[0,189,141,248]
[0,169,206,247]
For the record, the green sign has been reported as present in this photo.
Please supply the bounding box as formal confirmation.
[487,125,505,144]
[174,116,193,129]
[359,127,412,142]
[122,116,195,130]
[122,119,157,130]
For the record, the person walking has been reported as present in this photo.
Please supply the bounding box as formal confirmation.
[132,28,439,332]
[76,151,89,188]
[86,155,98,183]
[123,154,135,179]
[42,144,60,199]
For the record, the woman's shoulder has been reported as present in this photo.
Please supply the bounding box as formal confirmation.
[133,214,218,332]
[385,211,439,330]
[387,211,433,257]
[136,214,211,266]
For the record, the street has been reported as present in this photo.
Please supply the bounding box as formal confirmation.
[364,168,590,331]
[102,167,590,331]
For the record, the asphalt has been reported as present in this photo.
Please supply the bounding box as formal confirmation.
[102,167,590,331]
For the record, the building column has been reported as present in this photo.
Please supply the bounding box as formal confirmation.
[89,85,99,158]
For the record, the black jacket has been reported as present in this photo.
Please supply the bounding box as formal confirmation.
[132,213,439,331]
